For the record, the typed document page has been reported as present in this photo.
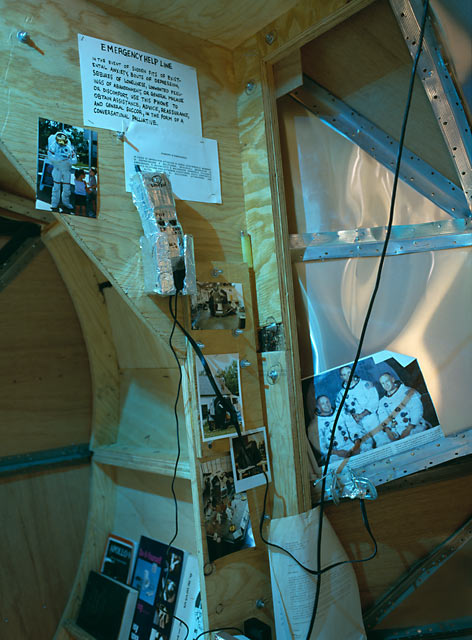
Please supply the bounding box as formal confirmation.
[268,506,366,639]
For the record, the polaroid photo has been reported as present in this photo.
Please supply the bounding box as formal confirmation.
[201,455,255,563]
[302,350,441,475]
[190,281,245,331]
[196,353,245,441]
[230,427,271,493]
[36,117,99,218]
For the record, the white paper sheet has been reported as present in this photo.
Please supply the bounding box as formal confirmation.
[124,122,221,204]
[268,507,366,640]
[77,34,202,135]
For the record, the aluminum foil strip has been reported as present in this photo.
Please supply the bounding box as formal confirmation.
[140,233,175,295]
[182,234,197,295]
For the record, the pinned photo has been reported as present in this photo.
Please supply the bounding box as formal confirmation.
[302,351,440,472]
[36,117,98,218]
[230,427,271,493]
[196,353,244,441]
[191,281,245,330]
[201,455,255,563]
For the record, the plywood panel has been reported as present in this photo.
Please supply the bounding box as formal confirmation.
[44,226,120,449]
[0,0,246,355]
[0,465,90,640]
[113,466,196,553]
[93,0,299,50]
[104,286,175,369]
[118,367,189,457]
[56,462,117,632]
[325,459,472,609]
[234,37,284,324]
[0,247,92,456]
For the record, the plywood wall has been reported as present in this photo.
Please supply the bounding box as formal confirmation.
[0,248,92,455]
[0,0,247,352]
[0,465,90,640]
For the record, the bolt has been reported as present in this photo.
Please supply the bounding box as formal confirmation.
[245,80,256,94]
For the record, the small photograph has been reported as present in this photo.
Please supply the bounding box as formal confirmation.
[230,427,271,493]
[132,557,161,606]
[36,117,99,218]
[201,455,255,563]
[191,281,245,330]
[302,351,439,468]
[197,353,245,441]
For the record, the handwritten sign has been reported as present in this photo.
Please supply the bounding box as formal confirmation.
[77,34,202,134]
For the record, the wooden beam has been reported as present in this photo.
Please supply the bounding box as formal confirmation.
[0,190,54,224]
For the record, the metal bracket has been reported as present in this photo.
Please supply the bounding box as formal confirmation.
[0,443,91,477]
[390,0,472,211]
[290,218,472,262]
[363,515,472,630]
[290,76,469,218]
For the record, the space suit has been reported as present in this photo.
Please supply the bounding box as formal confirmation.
[336,377,379,451]
[47,131,77,210]
[375,383,429,445]
[311,407,359,460]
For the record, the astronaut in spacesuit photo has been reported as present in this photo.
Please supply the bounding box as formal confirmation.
[336,365,379,451]
[375,372,431,445]
[47,130,77,212]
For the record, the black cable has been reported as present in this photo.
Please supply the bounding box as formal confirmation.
[306,2,431,637]
[168,297,242,439]
[173,614,190,640]
[195,627,245,640]
[259,470,377,577]
[166,292,183,554]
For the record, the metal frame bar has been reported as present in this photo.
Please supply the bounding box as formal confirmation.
[390,0,472,212]
[0,443,91,477]
[367,618,472,639]
[290,218,471,262]
[289,76,469,219]
[363,515,472,630]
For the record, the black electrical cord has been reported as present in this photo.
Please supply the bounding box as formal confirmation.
[306,2,431,637]
[195,627,245,640]
[168,295,245,444]
[166,292,184,554]
[173,614,190,639]
[259,470,377,576]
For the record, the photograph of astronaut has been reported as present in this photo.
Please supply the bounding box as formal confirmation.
[36,117,99,218]
[191,281,245,331]
[196,353,245,442]
[201,455,255,562]
[230,427,271,493]
[303,351,439,469]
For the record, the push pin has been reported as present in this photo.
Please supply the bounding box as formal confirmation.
[117,131,139,152]
[240,359,251,368]
[196,341,205,349]
[17,31,44,55]
[211,268,223,277]
[232,328,243,337]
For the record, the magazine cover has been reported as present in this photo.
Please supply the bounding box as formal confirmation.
[303,351,441,485]
[129,536,198,640]
[101,533,137,585]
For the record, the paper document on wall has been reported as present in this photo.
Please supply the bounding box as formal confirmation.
[124,122,221,204]
[268,507,366,639]
[77,34,202,135]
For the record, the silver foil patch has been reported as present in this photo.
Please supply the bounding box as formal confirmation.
[132,171,196,296]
